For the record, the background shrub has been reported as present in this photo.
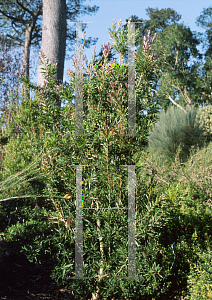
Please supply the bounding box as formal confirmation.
[195,103,212,143]
[146,104,208,168]
[186,248,212,299]
[136,136,212,299]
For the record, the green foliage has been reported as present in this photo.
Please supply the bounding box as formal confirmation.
[196,103,212,142]
[196,6,212,60]
[146,104,208,167]
[1,15,212,299]
[137,140,212,299]
[186,248,212,299]
[0,19,174,299]
[121,9,204,111]
[0,60,61,231]
[150,22,202,108]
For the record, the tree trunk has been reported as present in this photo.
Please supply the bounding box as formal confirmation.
[37,0,66,108]
[21,26,32,100]
[21,3,42,100]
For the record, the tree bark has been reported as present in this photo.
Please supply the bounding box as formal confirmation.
[37,0,66,107]
[21,3,42,99]
[21,26,32,99]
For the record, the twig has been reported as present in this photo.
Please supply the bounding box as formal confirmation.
[168,95,187,114]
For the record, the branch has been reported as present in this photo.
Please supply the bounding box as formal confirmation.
[6,33,24,46]
[114,258,128,276]
[175,50,178,65]
[97,218,104,266]
[31,30,42,40]
[16,0,34,17]
[0,195,48,202]
[171,84,192,105]
[33,2,43,18]
[168,95,187,113]
[0,8,26,25]
[91,216,109,300]
[149,86,188,114]
[154,172,170,186]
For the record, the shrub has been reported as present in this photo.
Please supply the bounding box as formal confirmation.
[137,137,212,299]
[195,103,212,143]
[0,20,175,300]
[146,104,208,168]
[186,248,212,299]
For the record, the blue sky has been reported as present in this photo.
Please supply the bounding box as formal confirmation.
[28,0,211,86]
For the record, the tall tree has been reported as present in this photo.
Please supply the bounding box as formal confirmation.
[0,0,100,98]
[119,9,204,114]
[195,6,212,105]
[0,34,23,115]
[37,0,66,95]
[0,0,42,98]
[196,6,212,60]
